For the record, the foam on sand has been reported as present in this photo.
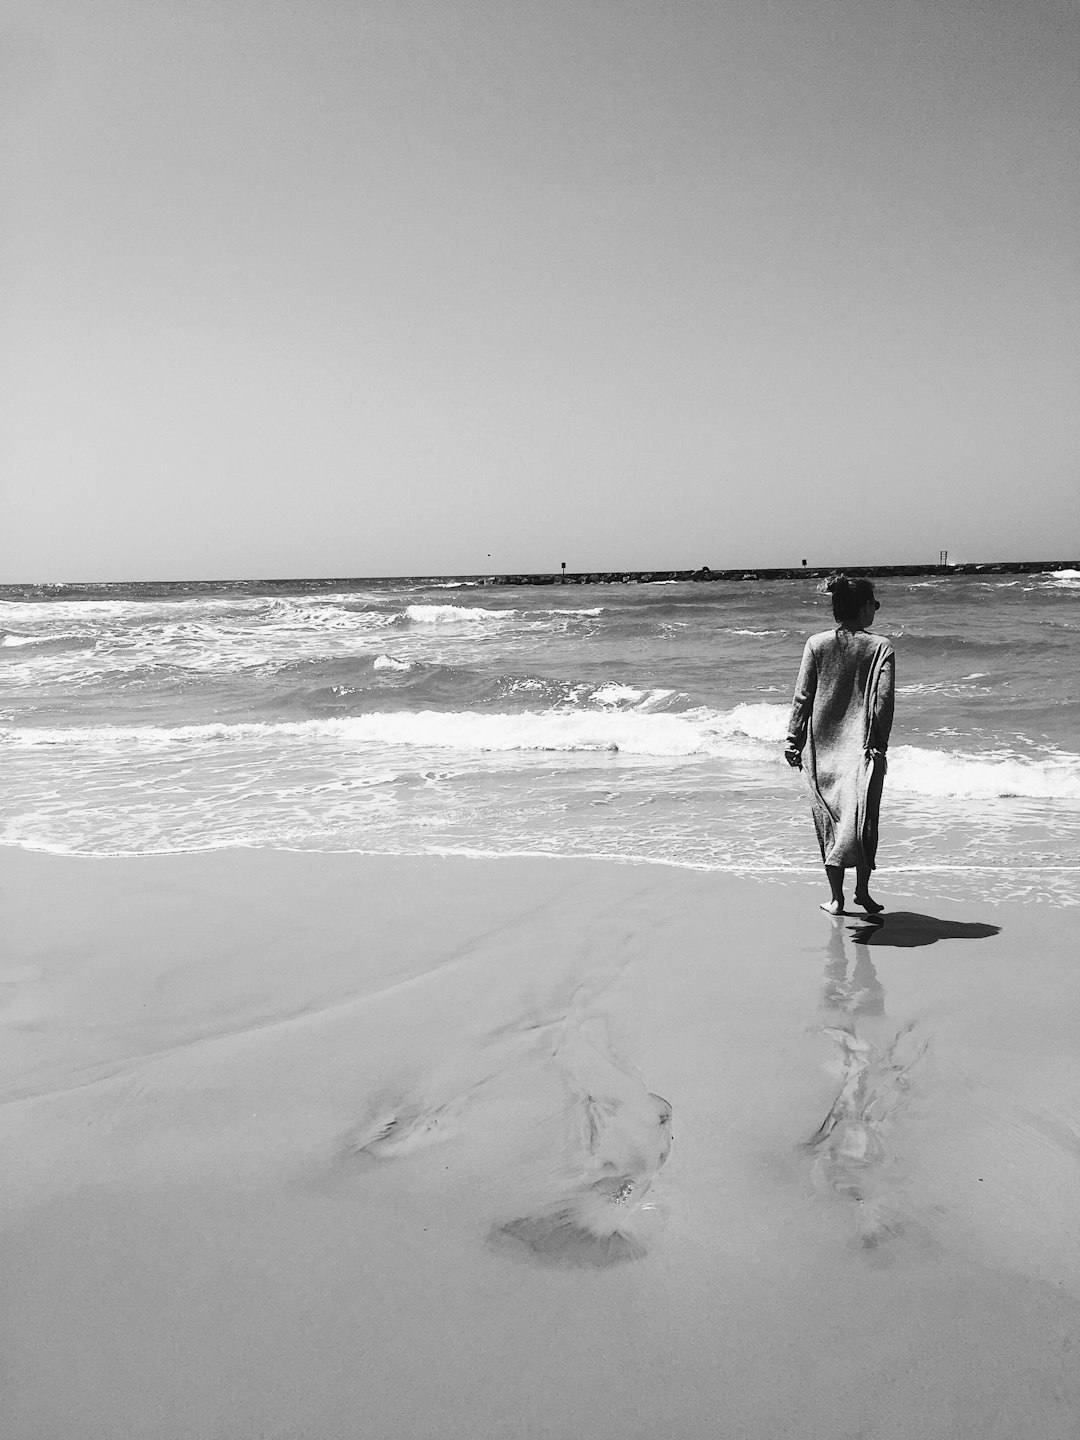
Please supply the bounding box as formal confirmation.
[1,849,1078,1439]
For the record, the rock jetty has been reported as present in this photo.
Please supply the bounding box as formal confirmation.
[484,560,1079,586]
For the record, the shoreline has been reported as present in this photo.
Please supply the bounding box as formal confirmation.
[2,846,1078,1438]
[4,840,1076,907]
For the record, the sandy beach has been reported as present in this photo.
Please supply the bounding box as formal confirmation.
[7,0,1078,1429]
[1,847,1077,1439]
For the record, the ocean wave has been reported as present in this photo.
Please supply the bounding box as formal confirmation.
[0,595,286,625]
[395,600,604,630]
[536,607,605,618]
[274,662,683,715]
[4,710,1078,801]
[272,652,424,682]
[1,631,94,652]
[0,702,787,759]
[273,656,496,713]
[897,678,997,696]
[269,602,400,630]
[402,604,516,626]
[1,598,610,681]
[888,745,1080,800]
[893,631,1069,656]
[593,682,646,707]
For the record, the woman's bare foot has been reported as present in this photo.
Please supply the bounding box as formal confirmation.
[823,866,845,915]
[853,893,884,915]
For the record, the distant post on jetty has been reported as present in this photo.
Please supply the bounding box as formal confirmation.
[939,550,948,566]
[802,558,807,567]
[561,561,566,583]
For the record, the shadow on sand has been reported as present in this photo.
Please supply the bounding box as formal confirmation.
[848,912,1001,948]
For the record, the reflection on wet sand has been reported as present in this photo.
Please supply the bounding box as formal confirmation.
[807,907,1001,1248]
[821,921,885,1016]
[808,917,928,1248]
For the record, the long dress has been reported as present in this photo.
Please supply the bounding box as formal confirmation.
[786,628,895,870]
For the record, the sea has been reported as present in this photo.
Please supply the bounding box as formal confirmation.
[3,570,1079,906]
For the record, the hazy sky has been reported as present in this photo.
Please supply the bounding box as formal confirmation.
[2,0,1077,580]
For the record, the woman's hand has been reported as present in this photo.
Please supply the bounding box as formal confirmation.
[784,746,803,770]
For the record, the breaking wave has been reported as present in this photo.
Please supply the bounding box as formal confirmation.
[0,702,785,760]
[4,705,1079,798]
[401,604,516,626]
[888,745,1080,800]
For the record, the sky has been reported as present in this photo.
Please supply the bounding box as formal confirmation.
[2,0,1077,581]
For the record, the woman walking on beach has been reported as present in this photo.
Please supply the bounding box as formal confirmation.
[785,576,895,914]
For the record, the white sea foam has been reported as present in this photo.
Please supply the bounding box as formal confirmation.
[539,607,604,618]
[0,702,791,767]
[898,680,993,696]
[888,745,1080,800]
[1049,569,1080,580]
[279,603,395,631]
[593,683,646,706]
[373,655,413,672]
[706,702,790,742]
[403,604,514,625]
[0,703,785,759]
[595,685,677,710]
[4,707,1078,802]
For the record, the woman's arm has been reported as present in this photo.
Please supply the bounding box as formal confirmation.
[869,649,895,751]
[785,640,817,766]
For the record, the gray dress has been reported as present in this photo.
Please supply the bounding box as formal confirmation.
[786,629,895,870]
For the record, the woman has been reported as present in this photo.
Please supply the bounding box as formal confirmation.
[785,575,895,915]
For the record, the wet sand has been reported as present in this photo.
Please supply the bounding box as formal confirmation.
[1,848,1078,1439]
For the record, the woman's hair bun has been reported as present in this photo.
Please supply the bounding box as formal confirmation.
[826,572,876,622]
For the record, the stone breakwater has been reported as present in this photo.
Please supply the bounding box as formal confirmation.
[486,560,1079,586]
[2,560,1076,603]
